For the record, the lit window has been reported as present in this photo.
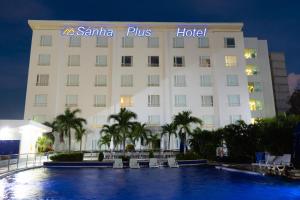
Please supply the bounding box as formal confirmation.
[148,115,160,125]
[250,118,256,124]
[228,95,240,107]
[121,56,133,67]
[96,37,108,47]
[224,37,235,48]
[225,56,237,67]
[95,75,107,87]
[200,75,212,87]
[173,38,184,48]
[226,75,239,86]
[201,96,213,107]
[36,74,49,86]
[66,74,79,86]
[148,75,160,87]
[248,82,254,93]
[174,75,186,87]
[148,95,160,107]
[120,95,133,107]
[249,99,263,111]
[148,56,159,67]
[175,95,187,107]
[68,55,80,66]
[198,37,209,48]
[66,95,78,107]
[38,54,50,66]
[148,37,159,48]
[94,95,106,107]
[40,35,52,46]
[173,56,185,67]
[121,75,133,87]
[96,55,107,66]
[199,56,211,67]
[245,65,258,76]
[34,94,47,107]
[244,49,257,59]
[122,37,134,48]
[69,36,81,47]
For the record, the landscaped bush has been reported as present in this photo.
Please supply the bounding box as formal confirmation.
[121,156,130,162]
[126,144,135,152]
[50,152,83,162]
[176,152,200,160]
[149,150,154,158]
[98,152,104,161]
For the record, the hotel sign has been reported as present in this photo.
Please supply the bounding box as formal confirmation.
[61,25,207,38]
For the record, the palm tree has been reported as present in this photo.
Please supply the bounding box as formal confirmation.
[100,124,121,151]
[108,108,137,154]
[131,122,151,150]
[56,108,87,152]
[173,111,203,154]
[161,123,177,150]
[98,134,111,150]
[43,121,58,144]
[75,126,86,152]
[148,134,160,150]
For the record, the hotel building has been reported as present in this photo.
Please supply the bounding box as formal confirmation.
[24,20,276,151]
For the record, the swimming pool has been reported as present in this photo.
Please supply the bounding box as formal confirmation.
[0,166,300,200]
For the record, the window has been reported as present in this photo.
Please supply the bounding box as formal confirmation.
[249,99,263,111]
[148,56,159,67]
[95,75,107,87]
[68,55,80,66]
[228,95,240,107]
[40,35,52,46]
[225,56,237,67]
[121,75,133,87]
[121,56,133,67]
[244,49,257,59]
[173,38,184,48]
[148,115,160,125]
[230,115,242,124]
[200,75,212,87]
[245,65,258,76]
[248,82,254,93]
[94,95,106,107]
[201,96,213,107]
[34,94,47,107]
[38,54,50,66]
[224,37,235,48]
[66,74,79,86]
[69,36,81,47]
[122,37,134,48]
[32,115,47,123]
[173,56,185,67]
[120,95,133,107]
[199,56,211,67]
[254,82,262,92]
[148,95,160,107]
[174,75,186,87]
[175,95,187,107]
[36,74,49,86]
[202,115,215,128]
[96,37,108,47]
[66,95,78,107]
[148,75,160,87]
[148,37,159,48]
[198,37,209,48]
[93,115,106,125]
[96,55,107,66]
[226,75,239,86]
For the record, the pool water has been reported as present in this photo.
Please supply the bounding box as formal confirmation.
[1,166,300,200]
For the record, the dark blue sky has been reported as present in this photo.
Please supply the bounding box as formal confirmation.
[0,0,299,119]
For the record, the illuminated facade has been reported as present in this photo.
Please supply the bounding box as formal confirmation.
[24,20,275,151]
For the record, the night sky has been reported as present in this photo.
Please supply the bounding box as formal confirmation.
[0,0,299,119]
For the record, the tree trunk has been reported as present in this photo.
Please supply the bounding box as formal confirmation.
[68,129,71,152]
[123,132,126,155]
[183,132,187,154]
[80,139,82,152]
[168,134,171,150]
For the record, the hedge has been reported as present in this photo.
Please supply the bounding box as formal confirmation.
[50,152,83,162]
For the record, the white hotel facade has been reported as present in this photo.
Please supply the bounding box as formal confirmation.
[24,20,275,151]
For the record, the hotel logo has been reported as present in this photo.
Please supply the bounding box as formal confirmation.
[62,27,75,36]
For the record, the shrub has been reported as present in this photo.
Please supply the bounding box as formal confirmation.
[98,152,104,161]
[50,152,83,162]
[126,144,135,152]
[149,150,154,158]
[176,152,200,160]
[121,156,130,162]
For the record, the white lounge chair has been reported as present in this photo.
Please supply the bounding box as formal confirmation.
[275,154,292,175]
[129,159,140,169]
[149,158,159,168]
[167,158,179,168]
[113,158,123,169]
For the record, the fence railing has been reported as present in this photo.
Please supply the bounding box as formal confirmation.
[0,153,49,175]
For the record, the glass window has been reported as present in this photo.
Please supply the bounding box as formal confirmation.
[225,56,237,67]
[248,82,254,93]
[121,75,133,87]
[230,115,242,124]
[121,56,133,67]
[122,37,134,48]
[34,94,47,107]
[173,37,184,48]
[201,96,213,107]
[245,65,258,76]
[228,95,240,107]
[96,37,108,47]
[148,56,159,67]
[174,75,186,87]
[198,37,209,48]
[244,49,257,59]
[148,37,159,48]
[148,75,160,87]
[66,74,79,86]
[120,95,133,107]
[66,95,78,107]
[32,115,47,123]
[36,74,49,86]
[224,37,235,48]
[199,56,211,67]
[148,95,160,107]
[175,95,187,107]
[68,55,80,66]
[200,75,212,87]
[148,115,160,125]
[69,36,81,47]
[202,115,215,128]
[95,75,107,87]
[40,35,52,46]
[38,54,50,66]
[249,99,263,111]
[226,75,239,86]
[94,95,106,107]
[173,56,185,67]
[96,55,107,66]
